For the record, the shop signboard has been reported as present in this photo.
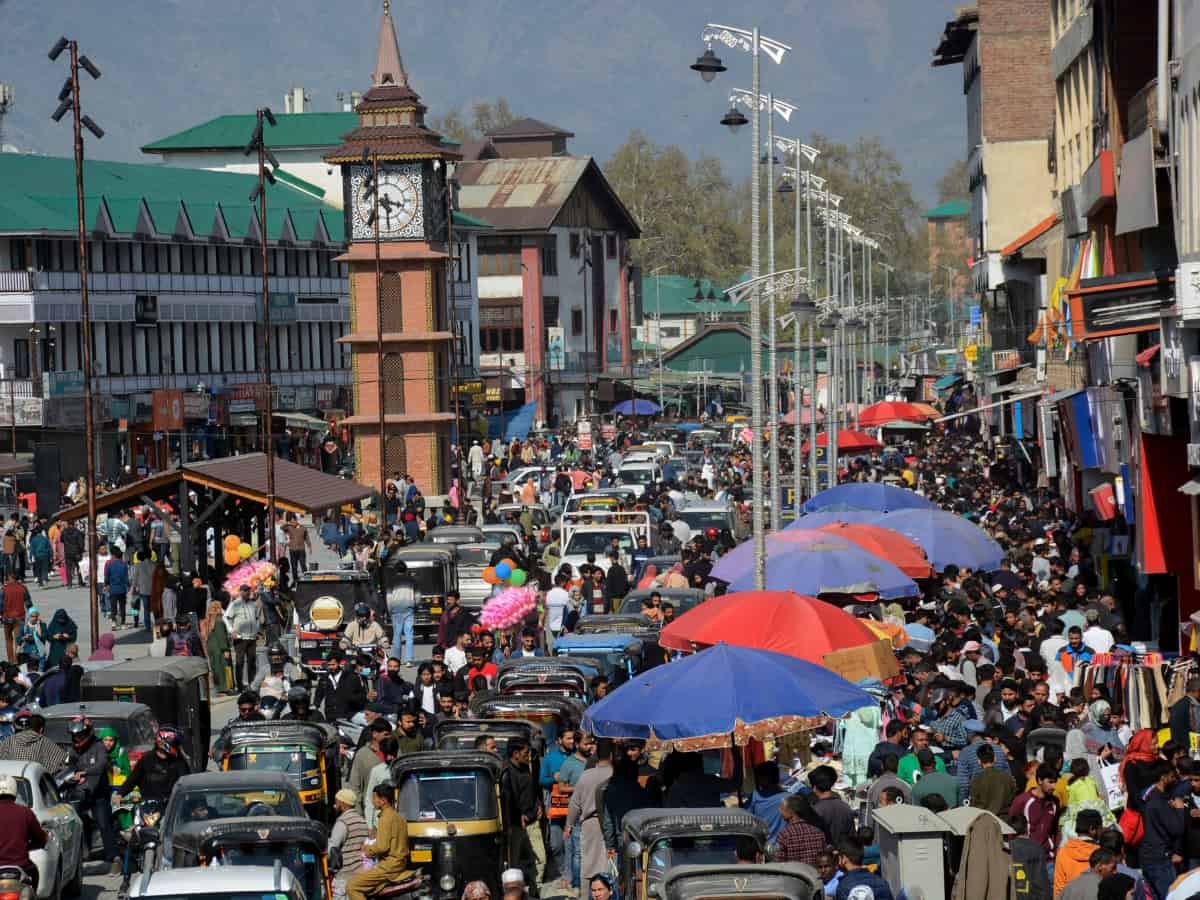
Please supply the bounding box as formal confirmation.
[547,328,564,370]
[262,293,297,324]
[577,420,592,451]
[227,383,260,414]
[44,396,108,429]
[133,393,154,423]
[182,392,209,420]
[315,385,335,407]
[152,389,183,431]
[293,385,315,410]
[0,397,43,427]
[110,397,131,422]
[275,385,297,411]
[45,370,85,398]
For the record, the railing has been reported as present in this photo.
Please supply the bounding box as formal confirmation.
[0,271,31,293]
[560,351,600,374]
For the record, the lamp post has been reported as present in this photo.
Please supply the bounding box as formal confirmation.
[49,35,104,652]
[693,22,791,590]
[245,108,280,566]
[820,311,841,488]
[880,262,894,392]
[647,264,669,415]
[788,292,817,512]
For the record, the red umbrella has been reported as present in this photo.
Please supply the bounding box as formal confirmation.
[801,429,883,454]
[817,522,933,579]
[659,589,878,661]
[859,401,938,428]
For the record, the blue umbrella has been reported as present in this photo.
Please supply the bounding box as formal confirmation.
[801,482,937,515]
[782,509,879,531]
[877,508,1004,572]
[581,642,874,749]
[720,530,919,599]
[610,399,661,416]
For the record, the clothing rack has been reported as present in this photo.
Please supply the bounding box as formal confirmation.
[1071,657,1171,730]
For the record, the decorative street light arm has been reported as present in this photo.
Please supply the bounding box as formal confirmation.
[729,88,797,121]
[702,23,792,63]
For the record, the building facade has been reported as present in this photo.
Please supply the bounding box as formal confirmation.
[0,153,351,476]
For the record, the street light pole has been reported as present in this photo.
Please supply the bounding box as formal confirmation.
[49,36,103,651]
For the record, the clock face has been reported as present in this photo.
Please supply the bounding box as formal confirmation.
[348,162,425,240]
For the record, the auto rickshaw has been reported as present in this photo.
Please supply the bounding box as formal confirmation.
[661,864,824,900]
[293,568,384,674]
[433,719,545,761]
[467,694,582,745]
[620,808,770,900]
[390,751,505,900]
[214,721,341,823]
[553,633,650,683]
[168,816,332,900]
[494,661,590,703]
[382,545,458,643]
[79,657,210,767]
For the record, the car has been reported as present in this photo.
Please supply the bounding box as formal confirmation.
[154,772,307,872]
[615,463,661,498]
[455,541,501,607]
[128,865,307,900]
[0,760,83,899]
[618,587,706,616]
[480,523,526,552]
[40,701,159,763]
[673,502,735,542]
[498,466,555,501]
[423,525,485,548]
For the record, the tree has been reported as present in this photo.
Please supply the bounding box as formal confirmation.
[429,97,518,142]
[936,159,969,204]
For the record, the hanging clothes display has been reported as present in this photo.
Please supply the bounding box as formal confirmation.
[1071,656,1172,731]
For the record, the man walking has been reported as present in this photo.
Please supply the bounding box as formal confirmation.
[1,573,28,662]
[564,738,612,891]
[61,521,83,589]
[223,583,260,690]
[283,514,312,576]
[386,561,417,667]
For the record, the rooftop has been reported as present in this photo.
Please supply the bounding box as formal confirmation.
[143,111,358,154]
[485,117,575,139]
[0,153,342,243]
[923,199,970,219]
[642,274,740,317]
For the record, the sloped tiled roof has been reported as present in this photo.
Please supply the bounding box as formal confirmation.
[485,117,574,139]
[0,153,343,243]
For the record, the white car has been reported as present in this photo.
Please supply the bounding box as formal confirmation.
[0,760,84,899]
[128,866,307,900]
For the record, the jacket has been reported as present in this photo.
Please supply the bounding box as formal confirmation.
[117,753,191,803]
[104,559,129,595]
[67,738,109,799]
[1,583,27,620]
[315,670,366,722]
[836,868,894,900]
[364,805,411,876]
[1052,838,1096,897]
[1010,790,1059,858]
[1141,786,1185,864]
[0,799,46,871]
[950,810,1009,900]
[28,534,51,562]
[223,596,260,640]
[60,527,83,560]
[1009,836,1052,900]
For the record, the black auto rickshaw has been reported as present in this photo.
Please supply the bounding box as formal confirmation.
[661,864,823,900]
[390,750,505,900]
[79,656,210,766]
[382,546,458,643]
[433,719,545,761]
[214,720,341,823]
[620,809,770,900]
[467,693,583,744]
[572,615,668,666]
[294,568,385,674]
[494,660,591,703]
[169,816,332,900]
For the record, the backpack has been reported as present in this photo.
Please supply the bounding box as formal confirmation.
[169,632,192,656]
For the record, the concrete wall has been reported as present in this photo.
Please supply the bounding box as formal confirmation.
[982,139,1056,250]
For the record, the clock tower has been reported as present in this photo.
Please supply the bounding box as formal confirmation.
[325,0,458,497]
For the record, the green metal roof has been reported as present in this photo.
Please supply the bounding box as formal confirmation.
[642,274,742,317]
[0,153,343,243]
[923,199,969,219]
[452,210,493,229]
[143,111,461,153]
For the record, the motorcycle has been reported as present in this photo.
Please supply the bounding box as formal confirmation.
[0,865,35,900]
[117,798,164,899]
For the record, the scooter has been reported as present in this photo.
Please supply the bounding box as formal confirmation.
[117,798,164,899]
[0,865,35,900]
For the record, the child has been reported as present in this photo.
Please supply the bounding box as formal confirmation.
[1066,757,1100,806]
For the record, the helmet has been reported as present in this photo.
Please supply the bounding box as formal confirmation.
[68,716,93,746]
[155,727,182,758]
[0,775,17,799]
[354,603,371,619]
[267,643,286,665]
[705,527,719,540]
[287,686,309,707]
[13,710,33,731]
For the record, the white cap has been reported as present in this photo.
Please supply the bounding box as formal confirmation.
[501,869,525,886]
[0,775,17,798]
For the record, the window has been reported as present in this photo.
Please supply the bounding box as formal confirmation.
[107,324,124,375]
[181,244,195,274]
[479,300,523,353]
[158,244,171,274]
[9,240,26,271]
[609,309,618,332]
[11,340,29,379]
[542,296,559,329]
[476,236,522,276]
[542,236,558,276]
[569,232,581,258]
[605,233,617,259]
[661,325,682,339]
[118,242,132,273]
[453,241,472,283]
[571,307,583,336]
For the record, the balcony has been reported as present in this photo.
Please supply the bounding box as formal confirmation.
[0,271,31,293]
[1127,79,1164,158]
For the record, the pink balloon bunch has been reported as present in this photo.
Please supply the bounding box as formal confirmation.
[223,558,278,596]
[479,586,538,630]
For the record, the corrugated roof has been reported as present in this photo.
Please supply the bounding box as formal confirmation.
[0,153,343,243]
[923,199,970,219]
[642,274,739,317]
[143,112,358,153]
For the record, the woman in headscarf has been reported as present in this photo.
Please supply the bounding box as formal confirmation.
[1119,728,1161,813]
[89,632,116,661]
[17,608,49,670]
[96,726,131,786]
[200,599,232,693]
[1075,699,1125,760]
[663,563,688,589]
[460,882,490,900]
[635,565,658,592]
[44,608,76,670]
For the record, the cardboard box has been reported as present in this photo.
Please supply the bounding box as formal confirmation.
[822,638,901,685]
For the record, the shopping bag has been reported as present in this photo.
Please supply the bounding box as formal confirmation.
[1098,763,1124,810]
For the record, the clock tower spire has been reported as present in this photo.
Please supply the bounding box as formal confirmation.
[325,1,459,499]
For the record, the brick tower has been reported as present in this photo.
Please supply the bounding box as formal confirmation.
[325,0,457,497]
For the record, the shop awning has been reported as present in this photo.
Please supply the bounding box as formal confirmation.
[279,412,328,429]
[933,374,963,391]
[1136,343,1161,368]
[1001,214,1060,258]
[934,390,1045,423]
